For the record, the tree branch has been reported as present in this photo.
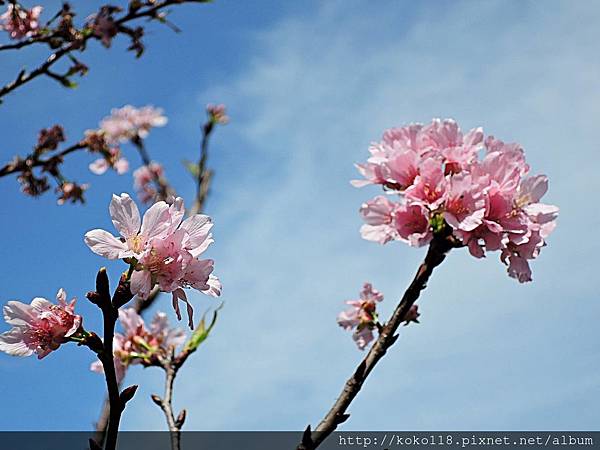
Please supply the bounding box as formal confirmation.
[87,268,136,450]
[297,233,460,450]
[0,0,210,102]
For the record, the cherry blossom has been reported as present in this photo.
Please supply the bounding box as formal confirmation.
[133,162,164,204]
[89,147,129,175]
[354,118,559,282]
[0,289,81,359]
[206,104,229,125]
[337,283,383,350]
[99,105,167,145]
[91,308,186,381]
[0,4,42,40]
[84,193,221,327]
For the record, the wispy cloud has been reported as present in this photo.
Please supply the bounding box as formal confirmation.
[124,0,600,430]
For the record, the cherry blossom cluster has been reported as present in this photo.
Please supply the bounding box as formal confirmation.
[337,283,419,350]
[91,308,185,382]
[88,105,167,176]
[134,161,165,203]
[206,104,229,125]
[354,119,559,283]
[0,3,42,40]
[0,289,82,358]
[84,193,221,328]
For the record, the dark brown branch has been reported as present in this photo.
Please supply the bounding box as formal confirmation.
[0,35,50,51]
[87,268,136,450]
[297,233,460,450]
[0,141,85,177]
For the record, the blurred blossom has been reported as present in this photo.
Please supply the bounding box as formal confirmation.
[0,4,42,40]
[89,147,129,175]
[86,6,118,48]
[99,105,167,145]
[206,104,229,125]
[133,162,164,204]
[56,181,88,205]
[90,308,185,381]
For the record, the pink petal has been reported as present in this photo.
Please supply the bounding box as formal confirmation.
[84,229,128,259]
[0,328,34,357]
[130,270,152,299]
[201,274,222,297]
[109,193,141,239]
[140,201,171,241]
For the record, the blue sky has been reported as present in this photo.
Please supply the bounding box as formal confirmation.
[0,0,599,431]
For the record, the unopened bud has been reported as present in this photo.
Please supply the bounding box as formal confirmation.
[175,409,187,428]
[119,385,138,404]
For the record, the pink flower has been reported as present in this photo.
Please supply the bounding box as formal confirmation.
[90,308,186,381]
[99,105,167,145]
[0,289,81,359]
[393,203,432,247]
[206,104,229,125]
[337,283,383,350]
[133,162,164,204]
[354,119,559,282]
[0,4,42,40]
[85,194,221,327]
[404,157,447,208]
[443,173,486,232]
[89,147,129,175]
[359,196,397,244]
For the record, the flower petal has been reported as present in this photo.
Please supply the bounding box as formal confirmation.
[0,328,34,357]
[130,270,152,299]
[110,193,141,239]
[84,229,128,259]
[180,214,214,256]
[140,201,171,241]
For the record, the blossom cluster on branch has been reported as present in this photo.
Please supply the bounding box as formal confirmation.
[84,193,221,328]
[90,308,186,382]
[354,118,559,283]
[0,104,169,204]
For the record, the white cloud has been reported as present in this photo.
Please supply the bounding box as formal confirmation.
[124,0,600,431]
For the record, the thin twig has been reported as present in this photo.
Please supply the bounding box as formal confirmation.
[152,355,184,450]
[297,233,461,450]
[189,120,214,216]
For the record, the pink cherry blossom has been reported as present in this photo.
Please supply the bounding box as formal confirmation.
[393,203,432,247]
[0,4,42,40]
[133,162,164,204]
[337,283,383,350]
[0,289,81,359]
[99,105,167,145]
[91,308,186,381]
[89,147,129,175]
[85,194,221,327]
[359,196,397,244]
[206,104,229,125]
[354,118,559,283]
